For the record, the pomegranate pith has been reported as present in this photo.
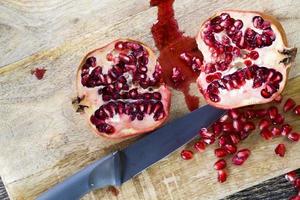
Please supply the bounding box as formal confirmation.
[196,10,297,109]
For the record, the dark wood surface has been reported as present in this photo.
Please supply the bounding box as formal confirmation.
[1,169,299,200]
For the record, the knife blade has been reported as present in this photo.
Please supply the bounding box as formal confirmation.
[37,105,225,200]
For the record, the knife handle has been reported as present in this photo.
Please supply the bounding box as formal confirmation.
[36,152,121,200]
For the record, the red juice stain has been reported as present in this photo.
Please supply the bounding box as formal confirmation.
[150,0,203,111]
[107,186,119,196]
[31,68,46,80]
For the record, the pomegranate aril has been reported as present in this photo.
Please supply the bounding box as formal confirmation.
[271,127,281,137]
[260,129,273,140]
[287,132,300,142]
[285,171,298,183]
[259,119,271,130]
[275,144,286,157]
[294,105,300,115]
[229,133,240,145]
[232,149,251,166]
[255,109,268,118]
[228,109,240,119]
[97,123,115,134]
[202,137,215,145]
[215,148,228,158]
[290,195,300,200]
[295,178,300,190]
[273,114,285,125]
[212,122,222,136]
[194,141,206,152]
[217,169,227,183]
[181,150,193,160]
[281,124,293,136]
[284,98,296,112]
[224,144,237,154]
[274,95,282,103]
[243,121,255,132]
[214,159,227,170]
[268,106,278,120]
[233,120,243,132]
[222,122,234,132]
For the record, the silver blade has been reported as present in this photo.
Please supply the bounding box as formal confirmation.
[120,105,226,183]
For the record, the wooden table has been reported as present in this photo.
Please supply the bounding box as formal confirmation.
[1,0,300,199]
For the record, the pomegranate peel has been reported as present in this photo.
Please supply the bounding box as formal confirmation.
[75,39,171,139]
[196,10,297,109]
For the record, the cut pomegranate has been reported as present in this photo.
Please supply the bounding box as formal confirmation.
[194,140,206,152]
[217,169,228,183]
[275,144,286,157]
[196,11,297,109]
[76,39,171,139]
[181,150,193,160]
[285,171,298,183]
[214,159,227,170]
[294,105,300,115]
[283,98,296,112]
[287,132,300,142]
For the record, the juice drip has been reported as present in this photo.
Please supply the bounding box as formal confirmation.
[150,0,203,111]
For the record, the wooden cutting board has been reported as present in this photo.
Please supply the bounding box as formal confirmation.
[0,0,300,199]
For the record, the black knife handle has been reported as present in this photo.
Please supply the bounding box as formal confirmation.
[36,152,121,200]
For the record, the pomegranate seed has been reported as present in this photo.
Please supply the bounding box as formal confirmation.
[275,144,286,157]
[219,114,229,122]
[229,133,240,144]
[274,95,282,103]
[233,120,243,132]
[295,178,300,190]
[268,106,278,120]
[259,119,271,130]
[228,109,240,119]
[181,150,193,160]
[243,121,255,132]
[285,171,298,182]
[232,149,251,165]
[244,60,252,66]
[222,122,234,132]
[290,195,300,200]
[245,110,255,119]
[212,123,222,136]
[194,141,206,152]
[271,127,281,137]
[249,51,259,60]
[283,98,296,112]
[214,159,227,170]
[281,124,293,136]
[106,53,113,61]
[260,129,273,140]
[273,114,285,125]
[294,105,300,115]
[218,135,229,147]
[287,132,300,142]
[224,144,237,154]
[255,109,268,118]
[198,128,214,138]
[217,169,227,183]
[215,148,228,158]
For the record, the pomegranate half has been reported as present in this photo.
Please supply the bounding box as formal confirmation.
[196,10,297,109]
[76,39,171,139]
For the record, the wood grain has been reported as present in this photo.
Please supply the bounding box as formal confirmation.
[0,0,300,199]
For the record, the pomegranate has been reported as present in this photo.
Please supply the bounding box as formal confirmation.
[75,39,171,139]
[196,11,297,109]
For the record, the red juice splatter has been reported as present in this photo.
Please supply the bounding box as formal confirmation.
[150,0,203,111]
[31,68,46,80]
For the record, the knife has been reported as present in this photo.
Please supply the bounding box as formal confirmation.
[37,105,225,200]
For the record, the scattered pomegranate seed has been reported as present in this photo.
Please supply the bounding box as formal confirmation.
[272,113,285,125]
[202,137,216,145]
[281,124,293,136]
[222,122,234,132]
[287,132,300,142]
[275,144,286,157]
[243,121,255,132]
[212,122,222,136]
[289,195,300,200]
[260,129,273,140]
[232,149,251,165]
[31,68,46,80]
[283,98,296,112]
[274,95,282,103]
[268,106,278,120]
[217,169,227,183]
[271,127,281,137]
[181,150,193,160]
[294,105,300,115]
[194,141,206,152]
[219,114,229,122]
[215,148,228,158]
[224,144,237,154]
[198,128,214,138]
[255,109,268,118]
[295,178,300,190]
[214,159,227,170]
[228,109,240,119]
[244,60,252,66]
[259,119,271,130]
[285,171,298,183]
[229,133,240,145]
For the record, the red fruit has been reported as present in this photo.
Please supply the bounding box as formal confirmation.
[215,148,228,158]
[196,11,296,109]
[271,127,281,137]
[214,159,227,170]
[274,144,286,157]
[294,105,300,115]
[283,98,296,112]
[260,129,273,140]
[281,124,293,136]
[217,169,228,183]
[287,132,300,142]
[243,121,255,132]
[76,39,171,138]
[285,171,298,183]
[232,149,251,165]
[181,150,193,160]
[224,144,237,154]
[272,114,285,125]
[259,119,271,130]
[268,106,278,120]
[194,141,206,152]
